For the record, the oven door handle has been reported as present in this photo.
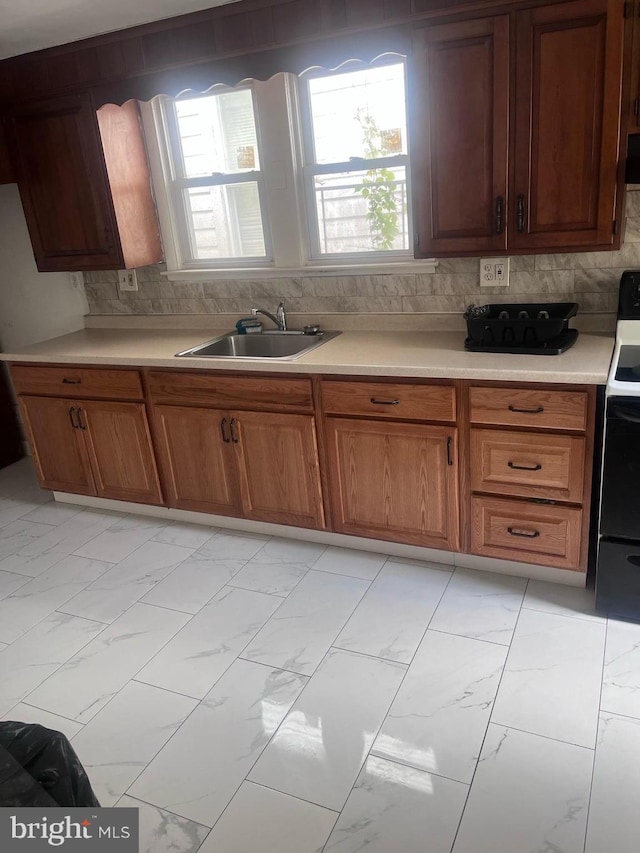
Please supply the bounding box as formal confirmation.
[610,404,640,424]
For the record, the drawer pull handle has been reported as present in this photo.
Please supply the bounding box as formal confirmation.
[508,461,542,471]
[220,417,230,443]
[507,526,540,539]
[370,397,400,406]
[62,378,81,384]
[230,417,239,444]
[508,405,544,414]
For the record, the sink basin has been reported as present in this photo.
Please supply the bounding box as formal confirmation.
[176,330,341,360]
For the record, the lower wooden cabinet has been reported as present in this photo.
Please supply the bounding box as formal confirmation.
[325,417,459,550]
[152,404,325,530]
[19,394,162,505]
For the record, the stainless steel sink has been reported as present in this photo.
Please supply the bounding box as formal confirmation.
[176,330,341,360]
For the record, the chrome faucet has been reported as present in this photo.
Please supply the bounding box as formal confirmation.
[251,302,287,331]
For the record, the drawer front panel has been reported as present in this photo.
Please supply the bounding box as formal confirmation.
[10,364,143,400]
[147,371,313,411]
[470,428,585,502]
[471,496,583,570]
[322,380,456,422]
[469,386,588,431]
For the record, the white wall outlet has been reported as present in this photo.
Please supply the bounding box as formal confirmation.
[69,272,84,290]
[118,270,138,292]
[480,257,510,287]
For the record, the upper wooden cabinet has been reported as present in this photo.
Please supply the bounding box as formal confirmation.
[5,94,162,272]
[411,16,510,255]
[413,0,625,257]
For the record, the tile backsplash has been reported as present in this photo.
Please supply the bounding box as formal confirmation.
[84,189,640,320]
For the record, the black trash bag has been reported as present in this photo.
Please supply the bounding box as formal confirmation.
[0,721,100,808]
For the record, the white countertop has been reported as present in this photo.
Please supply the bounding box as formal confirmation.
[0,328,614,384]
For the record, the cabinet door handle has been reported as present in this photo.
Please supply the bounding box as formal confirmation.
[62,378,81,384]
[76,407,87,430]
[68,406,78,429]
[508,405,544,414]
[220,417,230,443]
[446,436,454,466]
[370,397,400,406]
[517,194,526,232]
[230,417,239,443]
[507,526,540,539]
[508,461,542,471]
[495,195,504,234]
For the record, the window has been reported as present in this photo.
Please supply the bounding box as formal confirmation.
[163,87,270,266]
[299,62,410,259]
[146,58,422,276]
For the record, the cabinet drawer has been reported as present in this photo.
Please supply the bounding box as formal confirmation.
[147,371,313,412]
[322,380,455,422]
[469,386,588,431]
[10,364,143,400]
[471,496,583,570]
[470,428,585,503]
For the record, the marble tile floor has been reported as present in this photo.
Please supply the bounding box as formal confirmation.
[0,457,638,852]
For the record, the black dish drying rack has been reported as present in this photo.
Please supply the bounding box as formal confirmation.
[463,302,579,354]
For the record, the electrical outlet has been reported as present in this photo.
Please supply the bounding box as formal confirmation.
[480,257,510,287]
[69,272,84,290]
[118,270,138,292]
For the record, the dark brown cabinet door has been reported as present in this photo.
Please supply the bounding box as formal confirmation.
[80,400,163,505]
[411,16,510,256]
[326,418,459,550]
[18,395,95,495]
[7,93,123,271]
[511,0,624,250]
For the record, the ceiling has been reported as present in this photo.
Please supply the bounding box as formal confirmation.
[0,0,244,60]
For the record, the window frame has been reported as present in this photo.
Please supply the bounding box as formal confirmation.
[297,57,414,263]
[160,85,274,269]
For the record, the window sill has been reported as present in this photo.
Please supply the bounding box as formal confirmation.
[163,260,439,281]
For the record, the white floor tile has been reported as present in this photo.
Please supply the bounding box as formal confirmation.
[26,603,189,722]
[117,795,209,853]
[199,781,337,853]
[60,541,194,623]
[73,515,170,563]
[20,502,85,526]
[72,681,197,806]
[0,498,41,529]
[249,649,406,811]
[324,755,467,853]
[142,530,268,614]
[307,546,386,581]
[243,571,369,675]
[152,520,217,549]
[372,630,507,784]
[523,579,602,622]
[229,536,326,596]
[2,703,84,741]
[492,609,605,747]
[136,587,281,698]
[335,561,451,663]
[0,569,31,599]
[128,659,306,826]
[601,619,640,718]
[585,712,640,853]
[453,725,593,853]
[0,611,104,715]
[0,555,111,643]
[0,509,123,577]
[429,568,527,645]
[0,518,58,563]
